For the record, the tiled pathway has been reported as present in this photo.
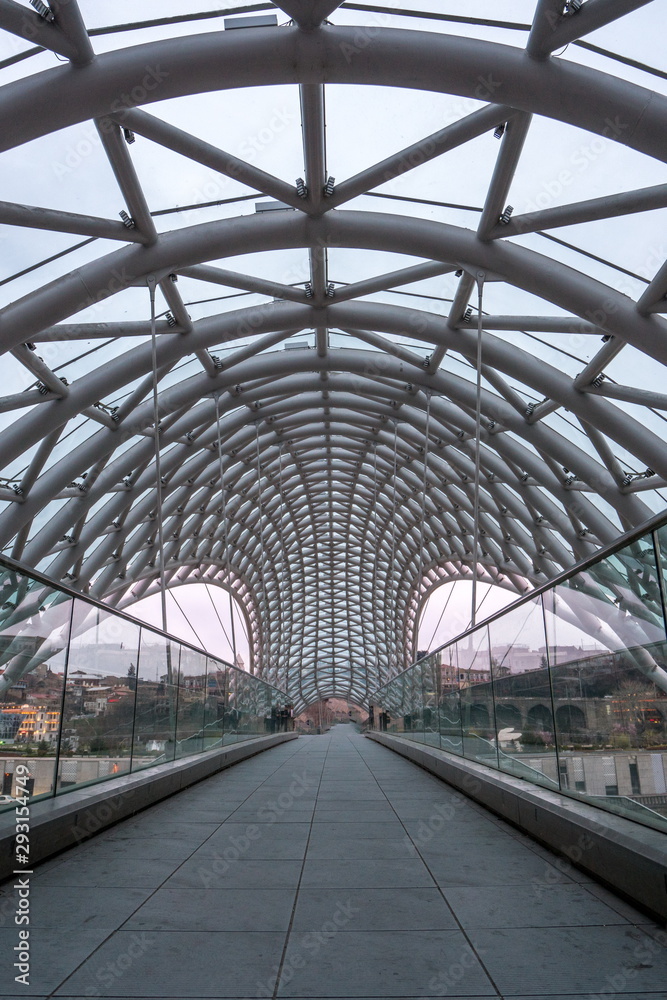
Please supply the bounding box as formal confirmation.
[1,724,665,998]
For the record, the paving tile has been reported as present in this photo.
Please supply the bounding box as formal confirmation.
[73,836,202,862]
[469,925,667,995]
[444,882,633,928]
[414,831,530,857]
[312,806,397,823]
[583,882,662,924]
[165,856,303,889]
[0,926,112,996]
[195,823,310,860]
[32,856,181,888]
[101,820,221,841]
[316,790,387,801]
[308,821,405,841]
[292,887,458,931]
[225,806,314,824]
[13,885,153,929]
[426,852,575,887]
[278,929,495,997]
[300,858,434,888]
[124,886,295,931]
[56,930,286,997]
[306,836,416,860]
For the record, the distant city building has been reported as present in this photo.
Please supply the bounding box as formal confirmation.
[1,705,61,743]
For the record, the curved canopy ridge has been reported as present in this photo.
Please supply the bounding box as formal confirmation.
[1,0,667,713]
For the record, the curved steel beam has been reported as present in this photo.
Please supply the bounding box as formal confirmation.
[0,26,665,161]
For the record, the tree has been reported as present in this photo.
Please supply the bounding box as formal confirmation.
[36,739,49,757]
[615,677,663,737]
[127,663,136,691]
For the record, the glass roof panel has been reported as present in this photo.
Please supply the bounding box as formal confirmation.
[0,0,665,711]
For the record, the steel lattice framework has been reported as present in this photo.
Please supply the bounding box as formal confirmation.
[0,0,666,712]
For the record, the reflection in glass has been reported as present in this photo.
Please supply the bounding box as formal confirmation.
[0,559,292,815]
[458,627,498,768]
[59,601,140,791]
[544,535,667,823]
[0,569,72,806]
[488,597,559,789]
[438,642,463,755]
[203,659,227,748]
[421,654,440,748]
[131,633,179,770]
[175,648,208,757]
[371,526,667,833]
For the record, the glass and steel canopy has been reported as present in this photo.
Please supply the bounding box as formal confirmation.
[0,0,666,713]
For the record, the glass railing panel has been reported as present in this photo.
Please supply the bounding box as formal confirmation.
[488,596,559,789]
[0,566,72,808]
[398,670,413,736]
[543,532,667,829]
[225,665,249,743]
[402,659,421,743]
[131,632,180,771]
[388,674,403,734]
[421,653,440,748]
[175,647,208,758]
[260,678,274,736]
[264,682,292,734]
[458,626,499,768]
[369,522,667,834]
[438,641,463,755]
[57,600,140,792]
[202,657,226,749]
[374,674,398,733]
[0,555,291,812]
[416,656,428,744]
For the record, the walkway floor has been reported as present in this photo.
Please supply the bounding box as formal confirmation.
[1,725,666,999]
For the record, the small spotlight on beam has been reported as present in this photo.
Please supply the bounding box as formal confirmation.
[29,0,54,22]
[498,205,513,225]
[119,210,136,229]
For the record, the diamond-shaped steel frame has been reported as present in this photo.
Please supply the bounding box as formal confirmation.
[0,0,666,713]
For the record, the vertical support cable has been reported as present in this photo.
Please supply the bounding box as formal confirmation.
[416,390,431,650]
[389,419,399,675]
[148,275,174,738]
[256,422,267,677]
[471,272,485,628]
[215,392,237,669]
[278,442,288,695]
[148,275,168,635]
[372,438,381,686]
